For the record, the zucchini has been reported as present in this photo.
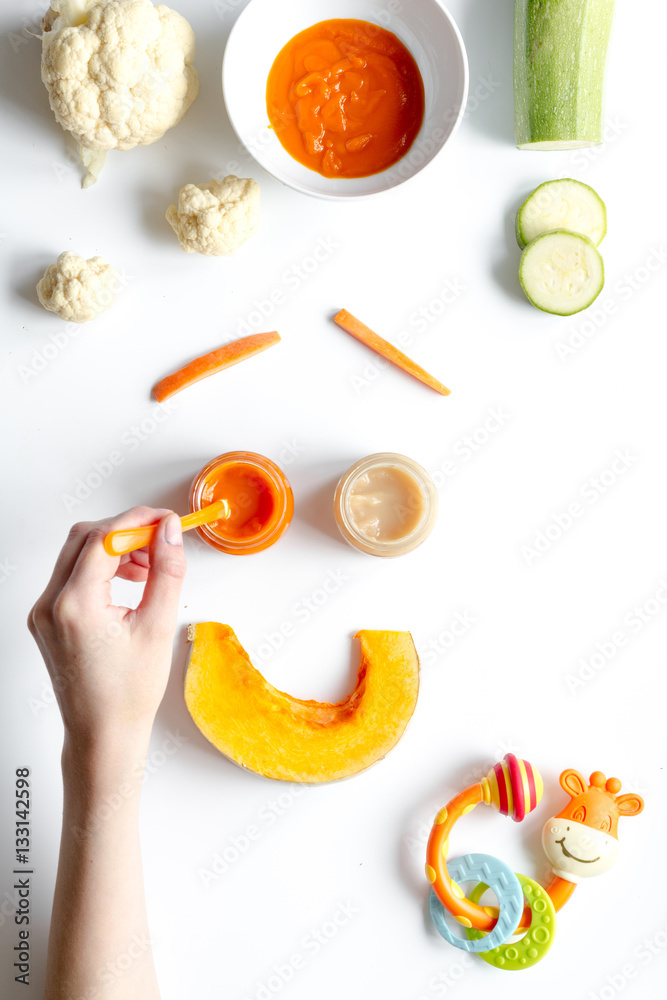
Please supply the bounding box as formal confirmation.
[519,230,604,315]
[514,0,615,150]
[516,178,607,248]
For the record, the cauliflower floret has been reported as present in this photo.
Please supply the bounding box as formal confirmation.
[165,176,260,256]
[41,0,198,184]
[37,252,118,323]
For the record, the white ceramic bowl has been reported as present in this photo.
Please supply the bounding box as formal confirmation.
[222,0,468,199]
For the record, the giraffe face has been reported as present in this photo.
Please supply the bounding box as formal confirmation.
[542,816,619,882]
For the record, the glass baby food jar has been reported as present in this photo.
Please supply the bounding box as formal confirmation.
[333,452,438,557]
[189,451,294,554]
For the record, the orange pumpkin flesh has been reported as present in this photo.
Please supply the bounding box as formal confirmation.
[184,623,420,783]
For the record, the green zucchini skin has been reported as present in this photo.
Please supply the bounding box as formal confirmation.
[514,0,616,150]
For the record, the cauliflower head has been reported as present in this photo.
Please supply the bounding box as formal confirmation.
[165,176,260,256]
[41,0,198,155]
[37,252,118,323]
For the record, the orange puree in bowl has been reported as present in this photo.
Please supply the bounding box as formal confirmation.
[202,465,277,540]
[266,19,425,178]
[190,452,293,555]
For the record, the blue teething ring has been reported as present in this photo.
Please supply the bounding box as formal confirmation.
[429,853,524,953]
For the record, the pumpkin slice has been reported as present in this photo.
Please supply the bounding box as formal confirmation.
[184,622,420,783]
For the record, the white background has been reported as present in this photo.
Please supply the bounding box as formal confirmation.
[1,1,666,998]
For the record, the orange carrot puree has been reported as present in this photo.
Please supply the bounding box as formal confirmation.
[191,452,293,554]
[202,464,277,541]
[266,19,425,178]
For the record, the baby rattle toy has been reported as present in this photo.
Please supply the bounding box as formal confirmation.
[425,755,644,970]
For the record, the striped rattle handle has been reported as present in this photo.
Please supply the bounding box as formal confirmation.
[426,754,559,932]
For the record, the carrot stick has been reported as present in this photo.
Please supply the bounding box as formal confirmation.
[153,331,281,402]
[333,309,450,396]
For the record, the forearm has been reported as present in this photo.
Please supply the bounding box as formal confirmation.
[44,733,160,1000]
[31,510,185,999]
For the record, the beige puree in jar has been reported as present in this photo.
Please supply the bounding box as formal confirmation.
[334,453,438,556]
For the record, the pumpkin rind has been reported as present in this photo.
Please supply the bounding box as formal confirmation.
[184,622,420,782]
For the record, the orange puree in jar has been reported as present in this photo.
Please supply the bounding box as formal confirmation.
[189,452,293,555]
[266,19,425,178]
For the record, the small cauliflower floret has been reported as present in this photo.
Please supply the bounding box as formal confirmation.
[37,252,117,323]
[165,176,260,256]
[41,0,199,185]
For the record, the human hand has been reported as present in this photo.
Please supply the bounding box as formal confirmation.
[28,507,186,747]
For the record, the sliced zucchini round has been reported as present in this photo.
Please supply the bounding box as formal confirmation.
[516,179,607,249]
[519,230,604,316]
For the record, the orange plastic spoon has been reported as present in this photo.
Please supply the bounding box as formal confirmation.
[103,500,229,556]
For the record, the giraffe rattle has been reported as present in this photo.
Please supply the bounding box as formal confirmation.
[425,755,644,970]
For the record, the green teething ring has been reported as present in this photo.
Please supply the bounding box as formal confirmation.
[466,873,556,970]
